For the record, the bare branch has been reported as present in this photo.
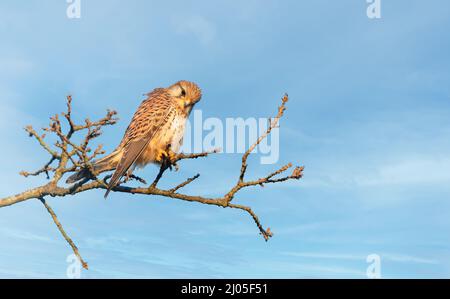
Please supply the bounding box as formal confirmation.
[174,148,220,163]
[169,174,201,193]
[40,198,88,270]
[0,93,303,266]
[229,203,274,241]
[20,156,58,179]
[25,126,59,159]
[149,149,217,189]
[239,94,288,183]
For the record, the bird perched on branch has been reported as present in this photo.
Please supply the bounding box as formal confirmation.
[66,80,202,198]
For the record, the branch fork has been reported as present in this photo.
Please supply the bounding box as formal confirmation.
[0,93,303,269]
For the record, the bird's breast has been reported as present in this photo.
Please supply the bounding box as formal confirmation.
[168,113,188,152]
[136,112,188,167]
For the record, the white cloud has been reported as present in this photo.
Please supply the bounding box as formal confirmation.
[0,98,28,128]
[382,253,438,265]
[282,251,438,265]
[0,57,33,77]
[172,15,217,46]
[275,221,339,235]
[84,235,130,247]
[0,228,53,243]
[354,157,450,187]
[299,156,450,189]
[282,251,362,260]
[252,260,365,277]
[0,51,34,83]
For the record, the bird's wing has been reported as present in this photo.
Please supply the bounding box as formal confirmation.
[104,89,173,198]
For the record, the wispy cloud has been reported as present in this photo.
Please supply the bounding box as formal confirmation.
[172,15,217,46]
[249,260,366,278]
[0,56,33,78]
[353,157,450,187]
[282,251,438,265]
[0,228,54,243]
[382,253,439,265]
[84,235,131,247]
[298,156,450,190]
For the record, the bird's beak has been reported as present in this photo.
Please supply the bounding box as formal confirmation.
[185,98,200,107]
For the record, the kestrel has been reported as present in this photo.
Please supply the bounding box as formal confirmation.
[66,80,202,198]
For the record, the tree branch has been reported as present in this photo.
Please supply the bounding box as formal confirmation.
[0,93,303,269]
[40,198,88,270]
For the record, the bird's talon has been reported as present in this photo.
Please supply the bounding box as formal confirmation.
[167,150,177,164]
[156,149,169,164]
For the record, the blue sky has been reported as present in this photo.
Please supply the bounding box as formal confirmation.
[0,0,449,278]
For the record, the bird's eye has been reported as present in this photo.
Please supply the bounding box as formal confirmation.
[180,87,186,97]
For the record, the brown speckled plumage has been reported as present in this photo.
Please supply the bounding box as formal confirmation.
[66,80,202,198]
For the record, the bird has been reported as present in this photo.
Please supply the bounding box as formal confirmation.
[66,80,202,198]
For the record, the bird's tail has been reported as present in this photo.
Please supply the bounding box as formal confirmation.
[66,150,122,184]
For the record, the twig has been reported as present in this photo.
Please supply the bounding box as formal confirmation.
[238,94,288,183]
[169,174,200,193]
[229,203,273,241]
[39,198,88,270]
[20,157,57,179]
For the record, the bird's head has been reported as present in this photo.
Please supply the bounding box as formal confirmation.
[168,80,202,111]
